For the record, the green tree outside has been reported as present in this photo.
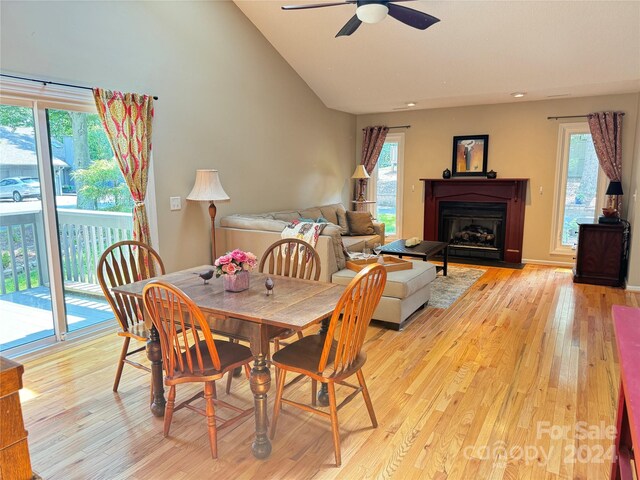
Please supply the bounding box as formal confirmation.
[72,159,132,212]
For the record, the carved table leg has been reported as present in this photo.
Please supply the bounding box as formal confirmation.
[147,324,165,417]
[317,318,330,407]
[250,353,272,459]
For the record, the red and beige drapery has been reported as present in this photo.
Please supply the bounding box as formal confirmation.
[587,111,624,210]
[587,111,623,181]
[358,126,389,199]
[93,88,154,247]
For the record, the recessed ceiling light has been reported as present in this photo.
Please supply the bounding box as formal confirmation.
[511,92,526,98]
[406,102,417,107]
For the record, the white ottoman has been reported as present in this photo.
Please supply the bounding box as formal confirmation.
[331,260,437,330]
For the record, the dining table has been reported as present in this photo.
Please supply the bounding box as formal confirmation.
[112,265,345,459]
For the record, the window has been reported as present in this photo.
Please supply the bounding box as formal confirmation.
[371,133,404,239]
[550,123,606,254]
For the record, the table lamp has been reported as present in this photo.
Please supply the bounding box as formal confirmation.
[187,169,230,263]
[606,181,623,210]
[351,165,370,202]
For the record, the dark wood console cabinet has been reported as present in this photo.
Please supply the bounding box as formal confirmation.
[573,221,629,287]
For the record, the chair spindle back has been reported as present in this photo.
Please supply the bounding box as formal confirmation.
[143,281,222,377]
[97,240,165,333]
[259,239,321,281]
[319,264,386,375]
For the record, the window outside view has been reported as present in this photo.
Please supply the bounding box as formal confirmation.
[561,133,600,247]
[375,141,399,236]
[0,104,132,351]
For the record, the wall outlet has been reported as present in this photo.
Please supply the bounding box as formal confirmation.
[170,196,181,211]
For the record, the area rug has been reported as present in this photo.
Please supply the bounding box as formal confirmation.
[428,265,487,309]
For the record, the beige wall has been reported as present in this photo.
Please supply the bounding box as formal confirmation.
[627,94,640,289]
[0,1,355,271]
[357,93,639,276]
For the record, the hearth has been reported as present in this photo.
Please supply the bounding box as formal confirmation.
[439,202,507,260]
[421,178,528,264]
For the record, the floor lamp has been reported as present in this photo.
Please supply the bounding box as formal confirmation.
[187,169,230,263]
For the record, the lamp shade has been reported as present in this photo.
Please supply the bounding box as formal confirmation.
[605,181,623,196]
[186,169,230,202]
[351,165,370,179]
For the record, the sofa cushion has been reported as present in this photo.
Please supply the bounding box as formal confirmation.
[318,206,338,226]
[332,260,436,300]
[273,211,300,222]
[346,211,375,235]
[220,215,288,232]
[299,207,323,220]
[335,204,349,235]
[342,236,365,253]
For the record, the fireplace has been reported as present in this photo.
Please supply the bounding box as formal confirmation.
[439,202,507,260]
[421,178,528,264]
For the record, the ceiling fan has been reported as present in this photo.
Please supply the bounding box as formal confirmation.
[281,0,440,37]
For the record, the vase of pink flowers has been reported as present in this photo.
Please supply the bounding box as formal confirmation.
[215,249,257,292]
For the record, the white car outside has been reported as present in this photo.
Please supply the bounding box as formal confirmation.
[0,177,41,202]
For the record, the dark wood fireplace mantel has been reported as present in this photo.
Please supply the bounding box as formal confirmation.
[421,178,529,263]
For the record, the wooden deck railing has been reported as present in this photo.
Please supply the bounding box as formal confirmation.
[0,208,133,295]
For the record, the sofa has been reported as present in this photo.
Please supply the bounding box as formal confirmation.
[219,203,384,282]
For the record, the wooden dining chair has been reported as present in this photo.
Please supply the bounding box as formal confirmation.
[269,263,387,467]
[142,281,254,459]
[226,238,321,394]
[97,240,165,392]
[260,238,322,349]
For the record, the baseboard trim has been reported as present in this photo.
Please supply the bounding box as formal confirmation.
[522,258,574,268]
[626,284,640,292]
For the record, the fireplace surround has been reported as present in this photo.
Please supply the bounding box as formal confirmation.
[421,178,528,264]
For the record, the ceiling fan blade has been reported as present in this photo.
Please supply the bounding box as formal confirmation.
[387,3,440,30]
[335,14,362,37]
[282,1,354,10]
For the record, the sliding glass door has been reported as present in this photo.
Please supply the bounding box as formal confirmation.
[0,103,56,350]
[46,108,132,335]
[0,90,133,354]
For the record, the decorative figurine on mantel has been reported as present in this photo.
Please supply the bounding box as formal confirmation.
[265,277,275,295]
[195,270,215,284]
[442,168,451,179]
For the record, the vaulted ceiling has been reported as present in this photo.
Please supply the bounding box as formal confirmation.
[235,1,640,114]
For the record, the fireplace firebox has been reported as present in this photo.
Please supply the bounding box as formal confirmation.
[439,202,507,260]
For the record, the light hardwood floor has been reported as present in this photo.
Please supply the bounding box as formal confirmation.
[18,265,640,479]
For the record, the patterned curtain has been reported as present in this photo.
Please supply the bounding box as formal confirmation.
[359,126,389,199]
[587,111,623,182]
[93,88,154,247]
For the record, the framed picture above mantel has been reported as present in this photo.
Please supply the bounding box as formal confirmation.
[452,134,489,177]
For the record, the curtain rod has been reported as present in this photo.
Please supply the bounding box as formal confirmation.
[547,113,625,120]
[0,73,159,100]
[362,125,411,130]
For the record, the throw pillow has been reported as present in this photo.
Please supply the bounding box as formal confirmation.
[346,211,375,236]
[316,216,329,223]
[298,217,315,223]
[334,204,349,235]
[319,205,339,226]
[299,207,323,220]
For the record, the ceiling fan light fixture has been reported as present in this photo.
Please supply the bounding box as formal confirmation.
[356,3,389,23]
